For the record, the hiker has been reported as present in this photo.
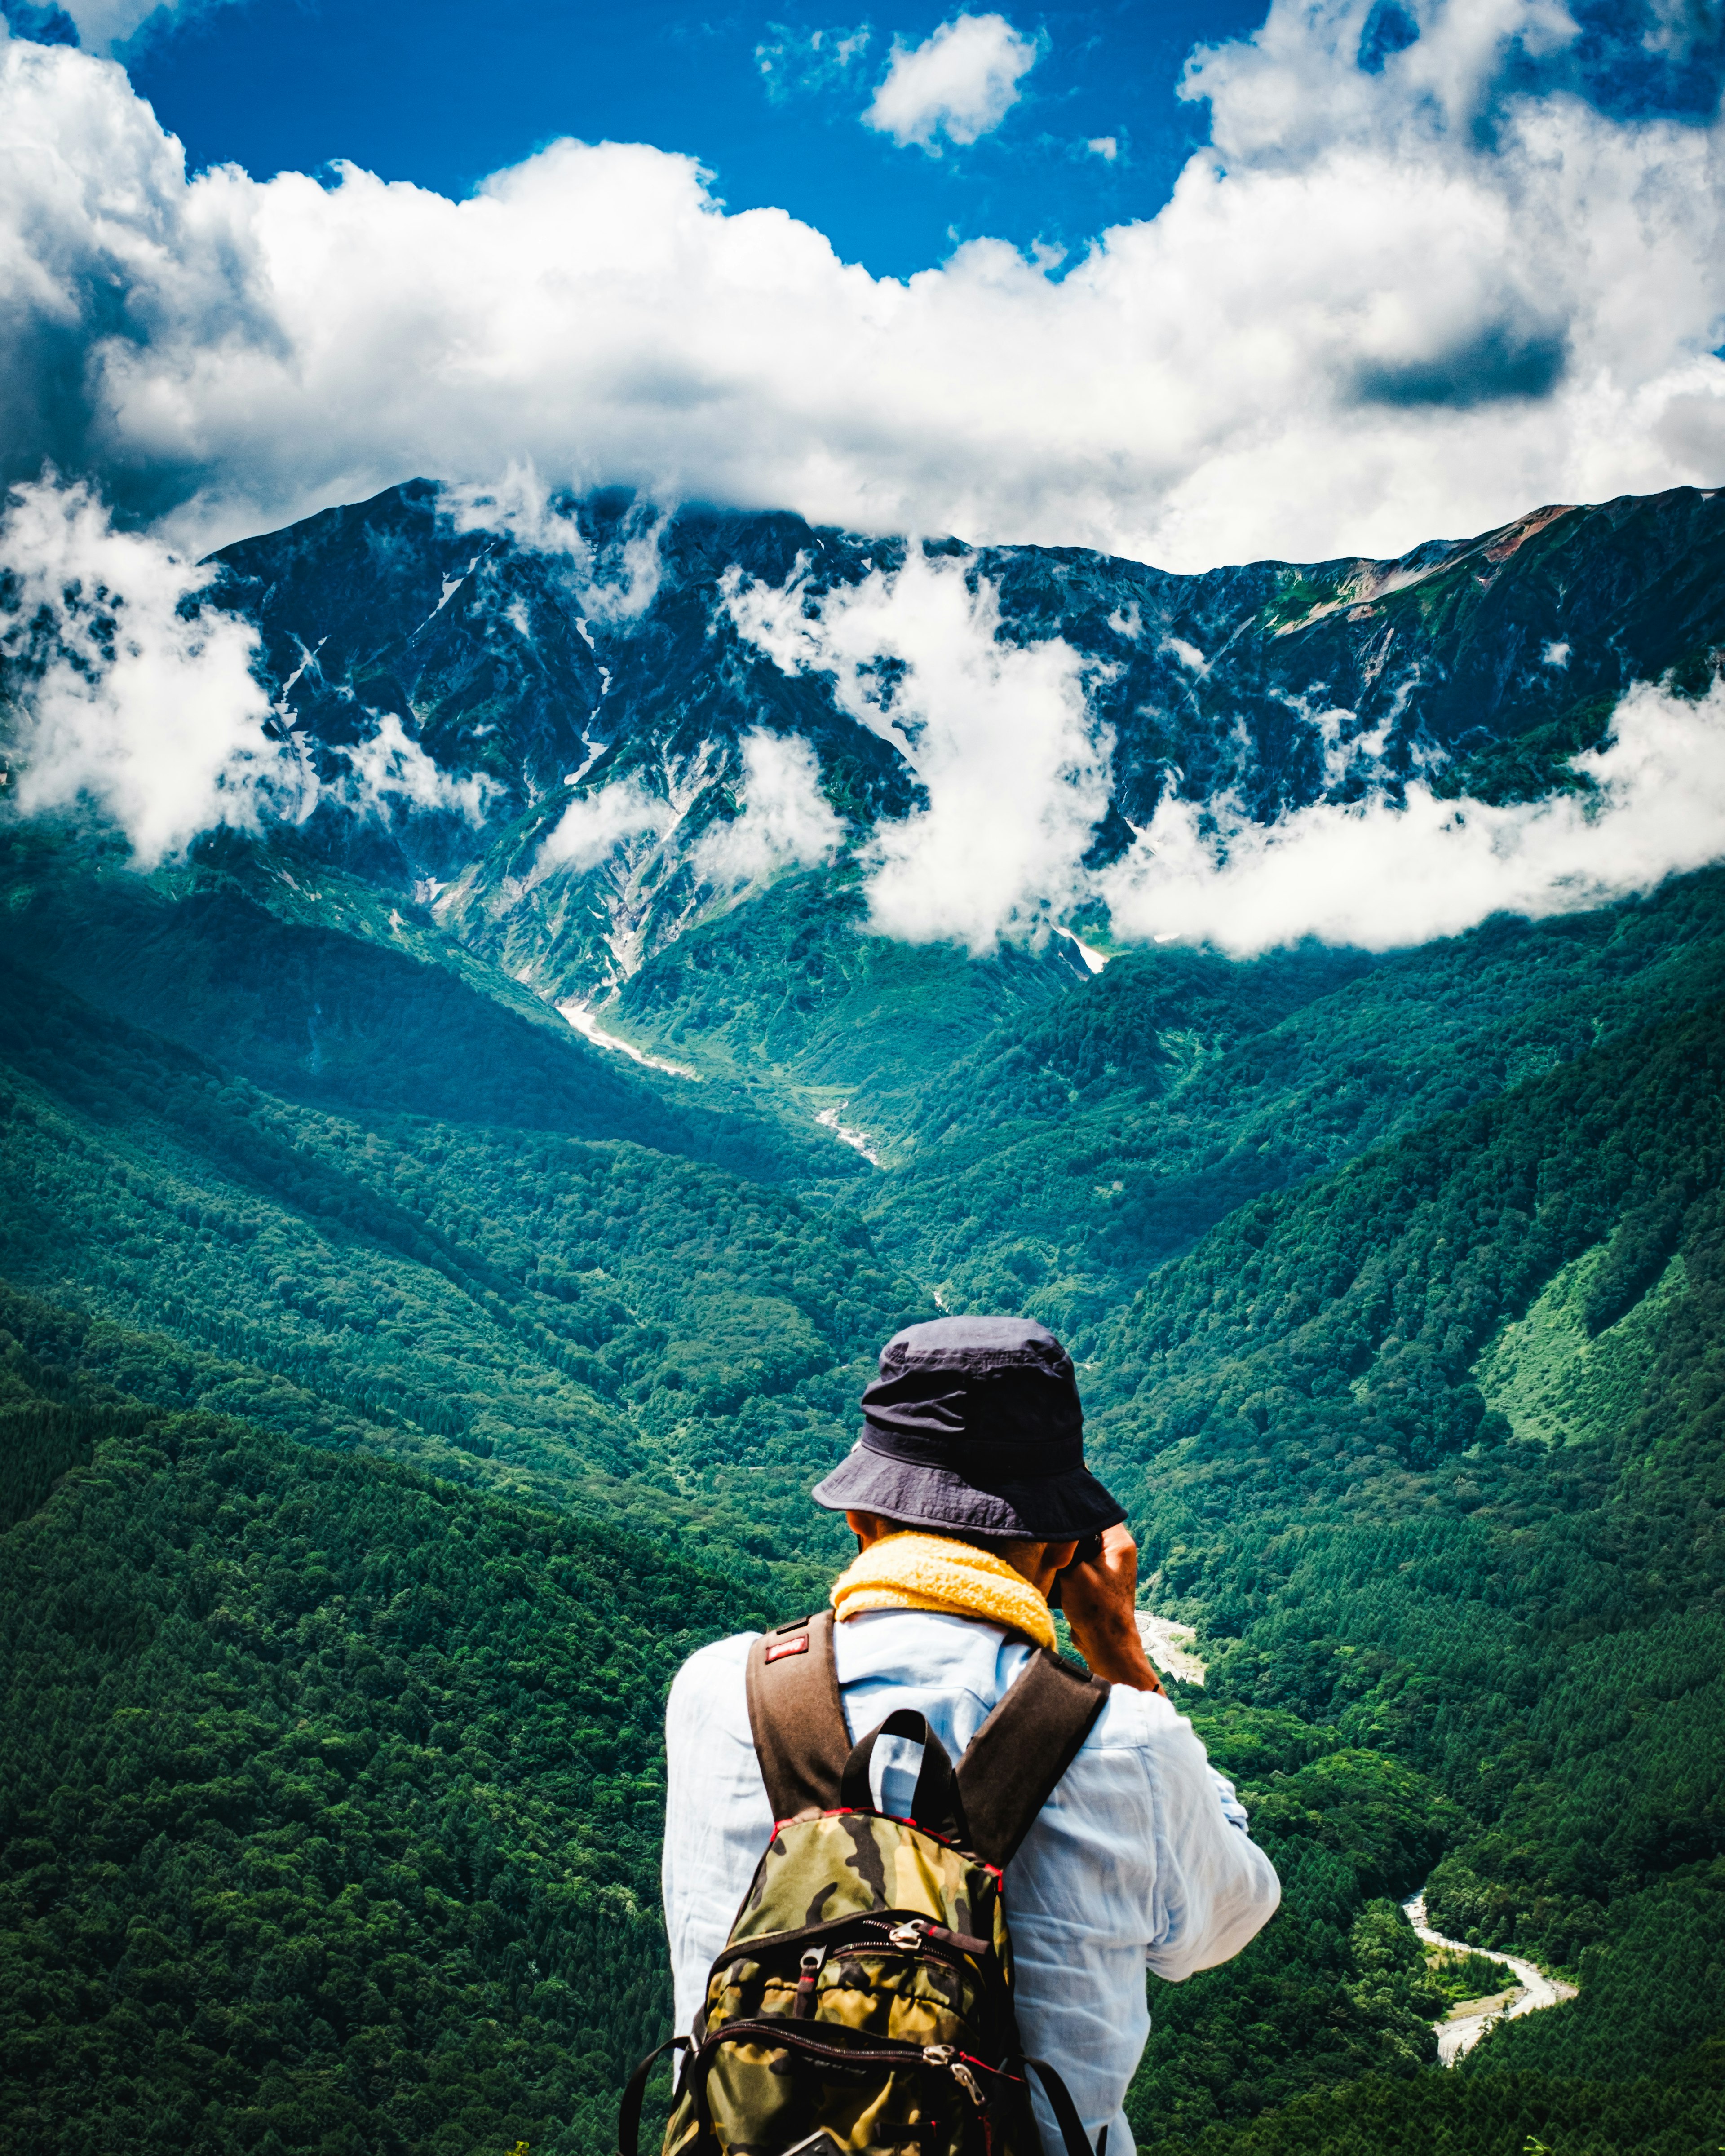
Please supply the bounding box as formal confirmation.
[652,1315,1280,2156]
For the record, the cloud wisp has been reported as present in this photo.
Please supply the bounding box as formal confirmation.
[862,12,1041,150]
[7,1,1725,570]
[692,730,845,890]
[1101,677,1725,955]
[756,21,872,105]
[537,776,670,875]
[0,477,502,863]
[50,0,236,59]
[726,547,1111,952]
[333,712,500,827]
[446,468,668,623]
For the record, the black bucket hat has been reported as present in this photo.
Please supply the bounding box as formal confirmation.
[811,1314,1125,1541]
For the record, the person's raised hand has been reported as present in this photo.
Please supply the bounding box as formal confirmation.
[1056,1522,1162,1692]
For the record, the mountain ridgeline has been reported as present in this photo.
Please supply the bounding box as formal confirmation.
[204,475,1725,1001]
[1,479,1723,2156]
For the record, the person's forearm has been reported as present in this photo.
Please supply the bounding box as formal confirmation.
[1068,1613,1162,1690]
[1058,1522,1163,1690]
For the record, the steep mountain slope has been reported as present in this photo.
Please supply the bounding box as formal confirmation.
[196,476,1725,1025]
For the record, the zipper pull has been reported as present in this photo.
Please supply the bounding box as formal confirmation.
[922,2046,987,2109]
[889,1920,926,1952]
[793,1946,826,2018]
[949,2061,987,2109]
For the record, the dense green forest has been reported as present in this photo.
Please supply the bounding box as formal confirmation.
[0,1277,746,2156]
[4,812,1725,2152]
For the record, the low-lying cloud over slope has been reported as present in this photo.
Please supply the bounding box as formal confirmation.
[6,475,1725,957]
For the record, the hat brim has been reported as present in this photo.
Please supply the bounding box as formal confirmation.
[811,1436,1125,1541]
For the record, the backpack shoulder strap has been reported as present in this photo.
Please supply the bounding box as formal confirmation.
[955,1648,1110,1867]
[745,1611,851,1823]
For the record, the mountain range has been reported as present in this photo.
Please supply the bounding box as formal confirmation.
[1,477,1723,2156]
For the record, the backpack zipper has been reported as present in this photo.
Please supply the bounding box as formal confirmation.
[793,1946,827,2019]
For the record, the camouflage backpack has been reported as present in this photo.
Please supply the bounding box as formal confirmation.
[621,1609,1110,2156]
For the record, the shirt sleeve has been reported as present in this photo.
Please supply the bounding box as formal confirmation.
[1137,1699,1282,1983]
[662,1633,774,2037]
[1209,1767,1252,1833]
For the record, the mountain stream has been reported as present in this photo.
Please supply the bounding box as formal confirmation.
[1402,1891,1578,2064]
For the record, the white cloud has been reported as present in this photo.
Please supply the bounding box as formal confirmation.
[536,775,669,875]
[0,473,510,862]
[0,474,291,864]
[5,8,1725,575]
[1087,135,1118,162]
[334,711,500,825]
[1100,675,1725,954]
[692,729,845,888]
[726,549,1110,951]
[863,13,1041,150]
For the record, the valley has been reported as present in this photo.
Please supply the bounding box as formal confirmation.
[2,477,1724,2156]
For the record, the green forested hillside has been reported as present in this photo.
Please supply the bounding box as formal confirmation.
[0,1278,753,2156]
[0,831,850,1186]
[0,936,920,1594]
[4,829,1725,2152]
[855,872,1725,1326]
[1087,954,1725,2145]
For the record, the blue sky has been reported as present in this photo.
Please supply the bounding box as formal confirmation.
[2,0,1724,569]
[51,0,1721,282]
[119,0,1265,278]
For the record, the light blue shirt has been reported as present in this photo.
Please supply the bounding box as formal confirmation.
[662,1608,1281,2156]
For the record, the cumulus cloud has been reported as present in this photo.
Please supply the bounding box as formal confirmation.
[536,775,670,875]
[0,473,292,863]
[1100,676,1725,954]
[692,730,845,888]
[863,12,1041,150]
[333,711,499,826]
[726,548,1110,951]
[5,7,1725,569]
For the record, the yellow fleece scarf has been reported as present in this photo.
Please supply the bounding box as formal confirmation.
[831,1531,1057,1653]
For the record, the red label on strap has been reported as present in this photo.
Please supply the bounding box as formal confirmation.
[765,1635,810,1662]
